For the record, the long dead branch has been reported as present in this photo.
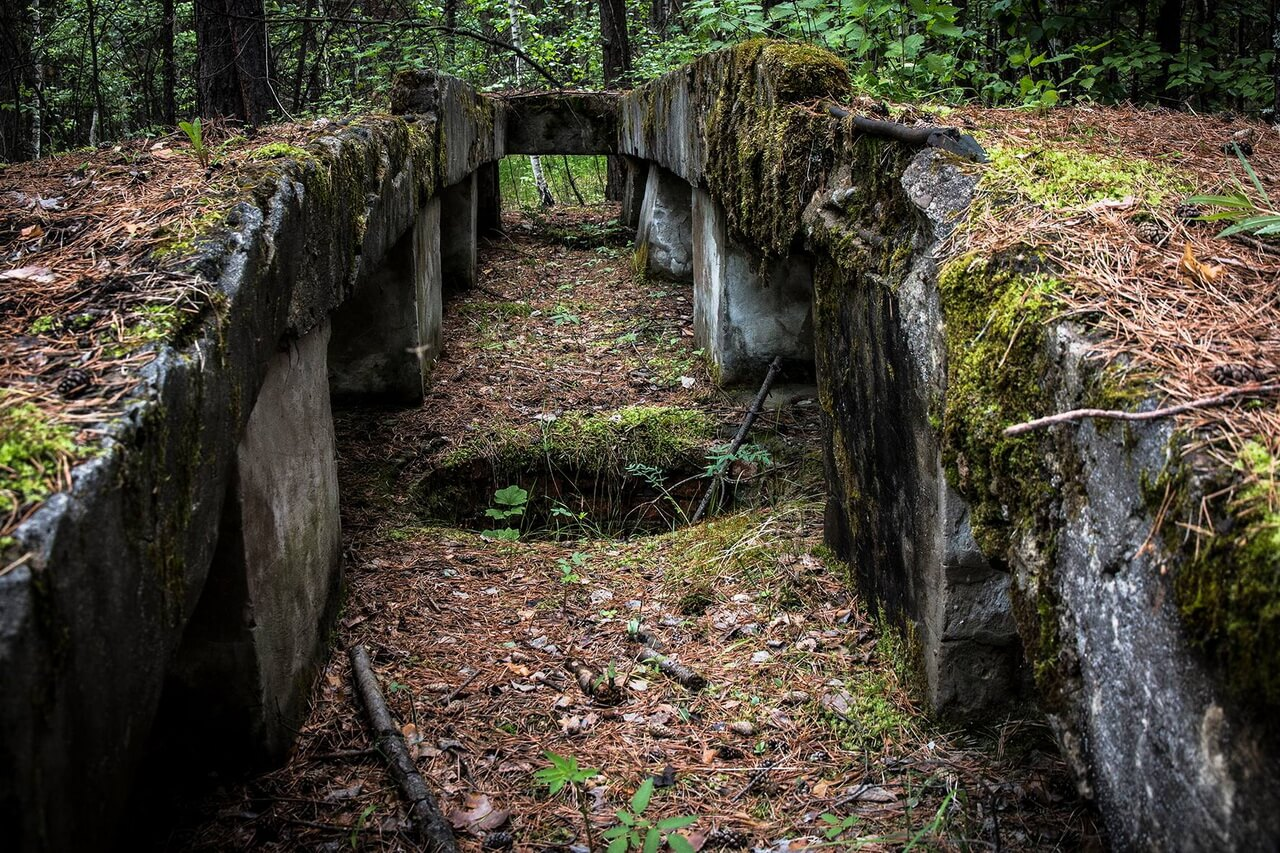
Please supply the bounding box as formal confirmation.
[1003,383,1280,437]
[348,645,459,853]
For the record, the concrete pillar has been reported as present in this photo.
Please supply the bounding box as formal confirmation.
[440,173,478,294]
[692,187,814,384]
[620,156,647,232]
[635,165,692,281]
[154,320,341,769]
[476,161,502,237]
[328,197,442,402]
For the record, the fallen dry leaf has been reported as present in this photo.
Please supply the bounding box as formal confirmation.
[1178,243,1225,286]
[448,793,510,834]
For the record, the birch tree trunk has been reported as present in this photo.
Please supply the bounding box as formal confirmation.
[505,0,554,207]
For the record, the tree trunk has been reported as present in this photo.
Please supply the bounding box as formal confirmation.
[292,0,314,110]
[86,0,106,141]
[196,0,274,125]
[0,0,32,162]
[1272,0,1279,115]
[161,0,176,124]
[598,0,631,200]
[29,0,40,158]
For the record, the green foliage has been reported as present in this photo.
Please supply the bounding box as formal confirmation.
[819,811,860,840]
[1188,148,1280,239]
[601,777,697,853]
[557,550,589,584]
[534,750,599,794]
[483,484,528,540]
[177,118,208,168]
[703,443,772,479]
[0,394,78,515]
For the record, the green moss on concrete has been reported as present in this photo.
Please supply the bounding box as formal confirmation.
[1173,441,1280,705]
[247,142,314,161]
[701,40,850,255]
[938,252,1062,558]
[0,394,77,515]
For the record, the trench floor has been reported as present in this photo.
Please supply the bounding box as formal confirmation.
[173,207,1100,852]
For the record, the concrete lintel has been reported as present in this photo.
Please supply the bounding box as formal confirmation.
[498,92,621,155]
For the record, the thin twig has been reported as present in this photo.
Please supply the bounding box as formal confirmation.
[1003,383,1280,437]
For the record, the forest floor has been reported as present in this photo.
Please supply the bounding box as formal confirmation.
[167,207,1101,852]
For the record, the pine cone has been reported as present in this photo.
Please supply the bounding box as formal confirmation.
[56,368,93,398]
[1135,219,1167,244]
[1211,364,1265,386]
[705,827,751,849]
[1175,202,1204,223]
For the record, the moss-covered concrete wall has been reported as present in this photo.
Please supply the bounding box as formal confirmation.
[0,73,501,852]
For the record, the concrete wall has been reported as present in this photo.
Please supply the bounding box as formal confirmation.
[0,73,500,852]
[692,188,814,384]
[156,321,342,769]
[636,165,693,281]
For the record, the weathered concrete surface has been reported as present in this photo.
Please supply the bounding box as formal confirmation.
[693,188,814,384]
[157,320,341,769]
[807,147,1024,718]
[441,173,478,293]
[329,197,443,402]
[499,91,621,155]
[0,73,493,852]
[636,165,693,280]
[1014,328,1280,849]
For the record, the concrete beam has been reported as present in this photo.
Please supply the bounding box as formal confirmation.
[499,92,621,155]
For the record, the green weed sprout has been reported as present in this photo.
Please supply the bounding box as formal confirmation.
[483,484,528,541]
[177,118,209,169]
[1188,146,1280,238]
[535,751,600,850]
[602,777,697,853]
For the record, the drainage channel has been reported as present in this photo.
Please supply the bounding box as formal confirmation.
[164,206,1097,852]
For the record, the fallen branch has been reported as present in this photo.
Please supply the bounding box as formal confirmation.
[1003,383,1280,437]
[439,670,481,706]
[565,658,624,705]
[348,645,458,853]
[824,105,986,162]
[636,646,706,691]
[690,356,783,524]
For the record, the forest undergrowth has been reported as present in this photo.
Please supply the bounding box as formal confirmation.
[167,206,1100,852]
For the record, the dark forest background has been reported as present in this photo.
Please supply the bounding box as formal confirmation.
[1,0,1277,162]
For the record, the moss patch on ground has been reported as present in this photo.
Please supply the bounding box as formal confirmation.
[976,144,1191,211]
[0,395,78,516]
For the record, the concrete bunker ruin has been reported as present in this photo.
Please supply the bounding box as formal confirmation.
[2,40,1277,852]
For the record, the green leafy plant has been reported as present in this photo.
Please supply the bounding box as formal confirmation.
[818,811,860,840]
[349,803,377,849]
[535,751,601,850]
[557,550,589,609]
[703,443,773,479]
[602,777,697,853]
[1188,147,1280,239]
[177,118,209,168]
[483,484,528,540]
